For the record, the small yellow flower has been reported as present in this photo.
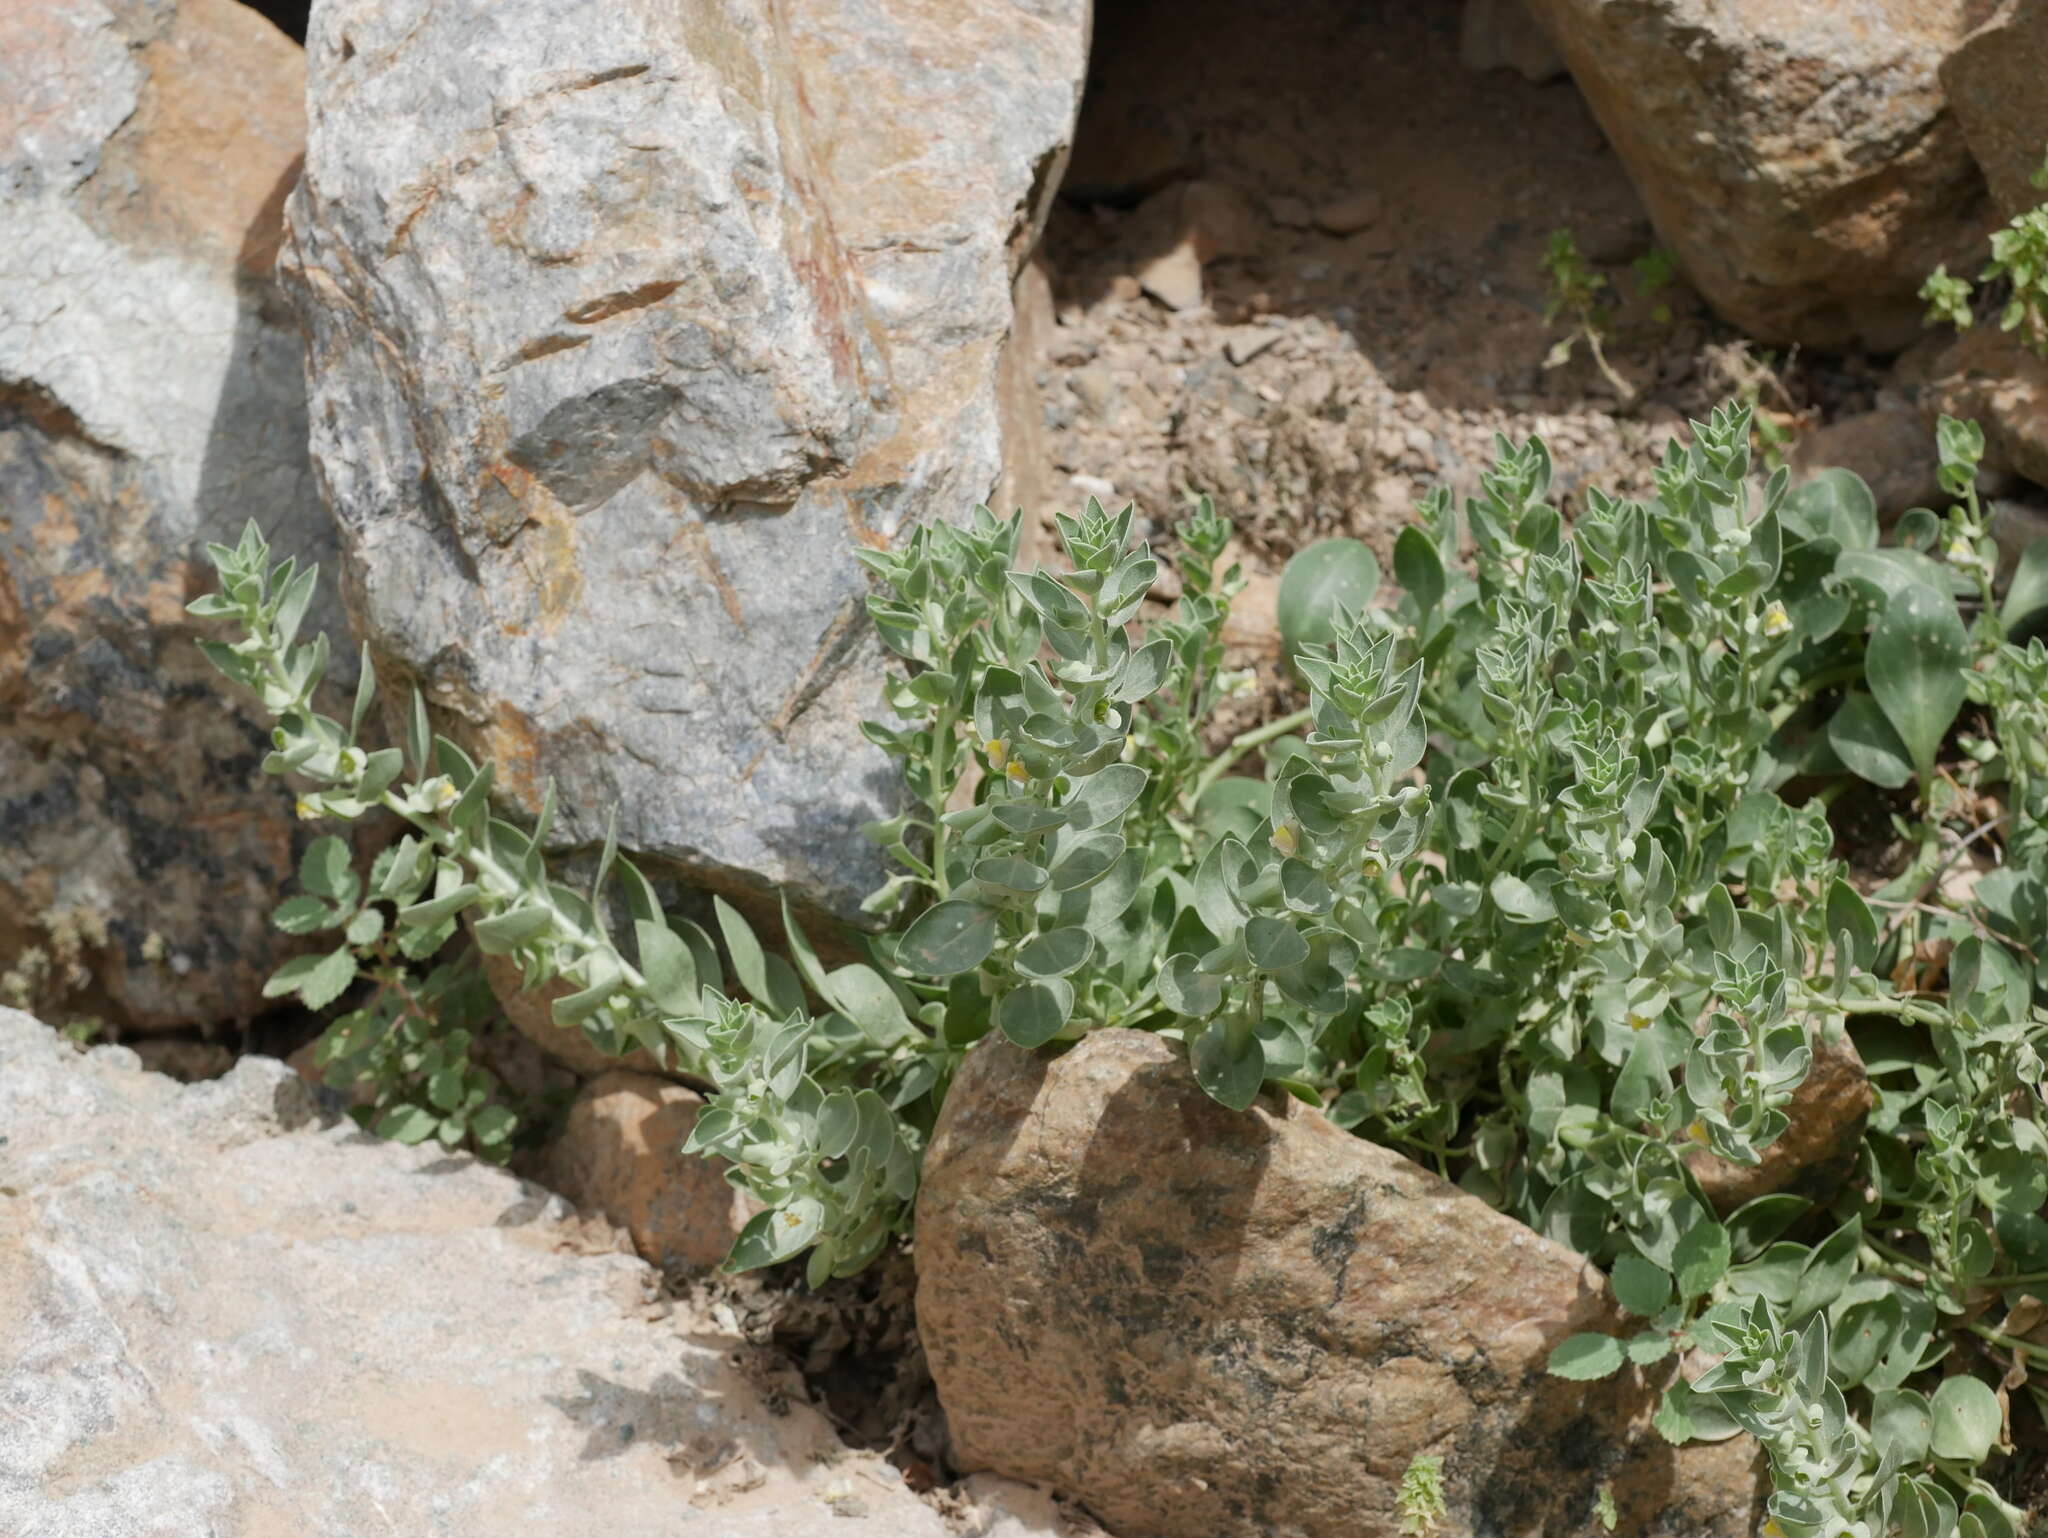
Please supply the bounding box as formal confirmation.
[1627,1012,1653,1031]
[294,796,319,821]
[984,737,1009,771]
[1946,536,1976,566]
[1763,1520,1785,1538]
[1761,600,1792,639]
[1004,759,1031,785]
[1687,1120,1710,1144]
[1271,821,1300,857]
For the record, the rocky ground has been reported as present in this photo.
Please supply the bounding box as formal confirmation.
[0,1008,1082,1537]
[1017,0,1898,575]
[10,0,2048,1531]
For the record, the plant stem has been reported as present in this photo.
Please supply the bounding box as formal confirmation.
[1190,707,1312,804]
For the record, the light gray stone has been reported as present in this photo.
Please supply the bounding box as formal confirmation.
[0,1006,965,1536]
[0,0,345,1029]
[283,0,1087,921]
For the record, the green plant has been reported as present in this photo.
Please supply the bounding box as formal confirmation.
[1922,147,2048,358]
[194,523,937,1279]
[199,404,2048,1532]
[1541,228,1632,399]
[1632,247,1678,327]
[266,831,518,1155]
[1397,1452,1447,1536]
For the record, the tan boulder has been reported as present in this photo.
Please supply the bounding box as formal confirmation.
[1687,1028,1874,1214]
[541,1070,759,1273]
[1790,408,1947,523]
[916,1031,1762,1538]
[1521,0,1992,346]
[1924,328,2048,489]
[1942,1,2048,219]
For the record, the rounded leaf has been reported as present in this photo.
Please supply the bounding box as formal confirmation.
[1189,1015,1265,1110]
[997,978,1074,1049]
[1392,526,1444,613]
[1158,953,1224,1017]
[1244,914,1310,970]
[1547,1332,1626,1381]
[898,900,999,976]
[1827,692,1915,790]
[1929,1375,2001,1463]
[973,856,1049,899]
[1278,538,1380,661]
[1611,1254,1672,1317]
[1015,926,1095,979]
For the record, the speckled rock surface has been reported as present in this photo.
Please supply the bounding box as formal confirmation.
[0,1006,967,1536]
[1943,0,2048,219]
[1520,0,1993,347]
[916,1030,1763,1538]
[282,0,1087,922]
[0,0,344,1029]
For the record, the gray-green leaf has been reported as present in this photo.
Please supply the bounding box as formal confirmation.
[1868,582,1969,783]
[1189,1016,1264,1110]
[1015,926,1095,979]
[997,978,1073,1049]
[898,900,999,976]
[1279,538,1380,662]
[1929,1375,2001,1462]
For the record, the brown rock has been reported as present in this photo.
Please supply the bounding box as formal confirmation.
[0,0,346,1031]
[1686,1028,1874,1215]
[1061,99,1196,206]
[1179,180,1263,263]
[1942,1,2048,219]
[1136,243,1205,312]
[1521,0,1992,346]
[130,1037,236,1082]
[1924,328,2048,490]
[1312,190,1384,236]
[1991,496,2048,578]
[478,950,673,1080]
[1461,0,1568,83]
[541,1070,759,1273]
[1790,408,1945,521]
[916,1031,1762,1538]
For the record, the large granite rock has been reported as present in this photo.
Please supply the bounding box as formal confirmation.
[1943,0,2048,219]
[283,0,1087,922]
[916,1031,1763,1538]
[0,0,343,1030]
[1522,0,1993,347]
[0,1006,974,1535]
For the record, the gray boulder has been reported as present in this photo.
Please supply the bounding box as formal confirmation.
[0,1006,969,1535]
[0,0,343,1030]
[283,0,1087,921]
